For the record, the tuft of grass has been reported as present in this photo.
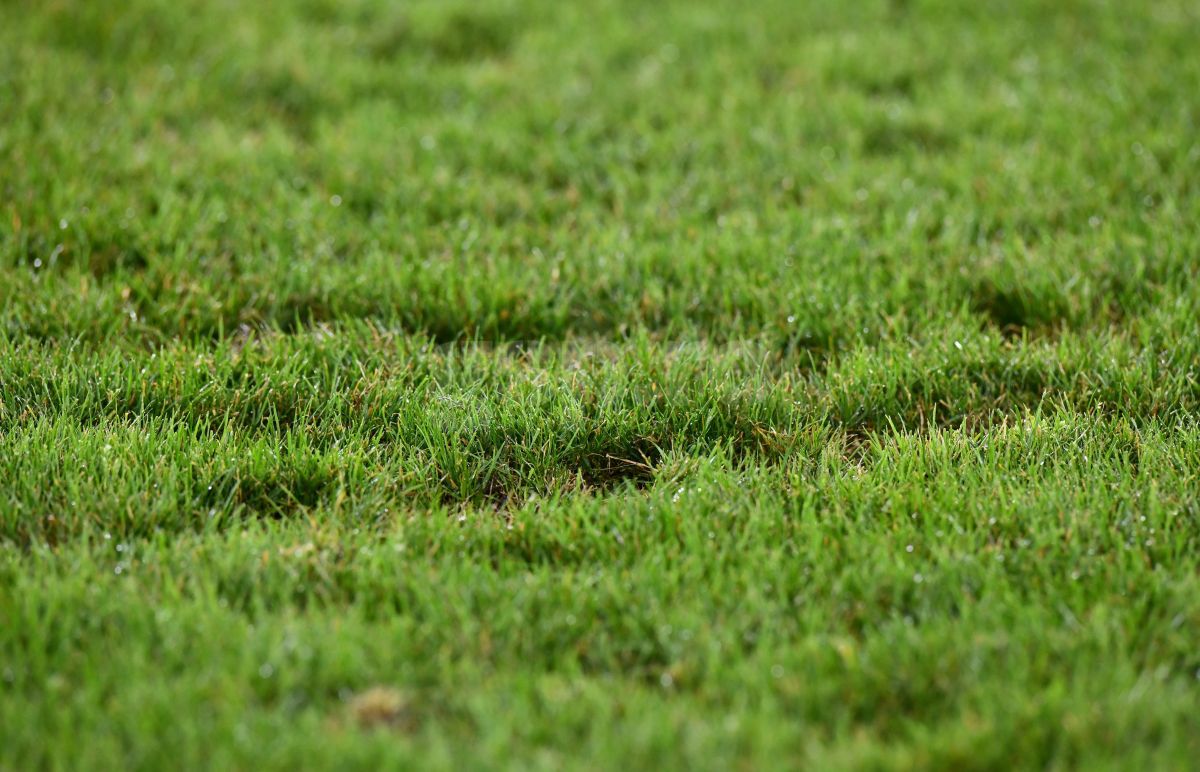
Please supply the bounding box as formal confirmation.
[344,687,416,733]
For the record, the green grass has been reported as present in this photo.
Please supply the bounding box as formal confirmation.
[2,0,1200,768]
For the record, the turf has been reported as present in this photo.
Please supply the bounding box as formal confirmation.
[2,0,1200,768]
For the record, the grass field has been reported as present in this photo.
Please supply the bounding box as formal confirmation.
[2,0,1200,768]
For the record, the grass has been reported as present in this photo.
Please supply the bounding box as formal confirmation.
[2,0,1199,768]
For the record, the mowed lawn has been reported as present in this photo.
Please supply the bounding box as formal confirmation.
[2,0,1200,768]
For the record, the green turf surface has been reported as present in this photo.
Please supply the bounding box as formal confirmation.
[3,0,1200,768]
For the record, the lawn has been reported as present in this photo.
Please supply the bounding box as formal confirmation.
[2,0,1199,768]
